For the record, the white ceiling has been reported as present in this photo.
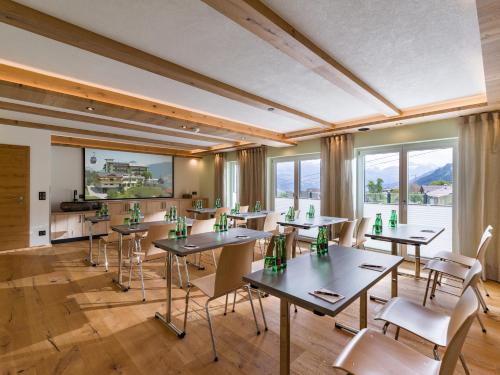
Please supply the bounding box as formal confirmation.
[0,0,487,142]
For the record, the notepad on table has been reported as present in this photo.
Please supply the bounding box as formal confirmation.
[309,288,345,304]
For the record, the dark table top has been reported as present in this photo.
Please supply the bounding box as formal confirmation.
[227,211,272,220]
[111,219,194,235]
[244,245,403,317]
[153,228,272,256]
[186,208,217,214]
[364,224,445,245]
[85,216,110,224]
[277,215,347,229]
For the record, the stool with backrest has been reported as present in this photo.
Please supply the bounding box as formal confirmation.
[97,214,131,272]
[128,222,175,301]
[374,261,484,374]
[333,287,479,375]
[182,240,261,362]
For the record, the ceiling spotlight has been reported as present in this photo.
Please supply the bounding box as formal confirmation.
[85,106,95,111]
[192,127,200,133]
[358,127,370,132]
[181,125,187,129]
[241,136,247,140]
[267,107,274,111]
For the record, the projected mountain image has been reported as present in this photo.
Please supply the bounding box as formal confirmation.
[84,149,174,200]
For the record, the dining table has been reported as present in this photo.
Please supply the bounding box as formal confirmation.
[244,245,403,375]
[110,218,193,291]
[186,207,217,219]
[153,227,272,337]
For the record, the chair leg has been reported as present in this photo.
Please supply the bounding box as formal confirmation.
[382,322,390,334]
[175,255,183,289]
[138,259,145,302]
[183,257,190,286]
[246,286,261,335]
[423,270,433,306]
[224,293,229,316]
[255,288,268,331]
[232,290,237,312]
[103,243,109,272]
[205,299,218,362]
[97,239,101,265]
[183,287,191,333]
[479,278,490,297]
[474,285,489,313]
[459,353,471,375]
[430,271,439,299]
[128,257,134,289]
[476,313,487,333]
[394,326,400,340]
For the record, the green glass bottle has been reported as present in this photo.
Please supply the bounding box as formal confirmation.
[373,213,383,234]
[175,217,181,238]
[182,217,187,238]
[280,234,287,270]
[389,210,397,228]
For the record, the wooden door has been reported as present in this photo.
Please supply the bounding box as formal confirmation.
[0,144,30,250]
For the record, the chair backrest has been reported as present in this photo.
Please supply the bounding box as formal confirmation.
[355,217,371,247]
[265,231,296,259]
[462,260,483,292]
[105,214,130,241]
[213,240,256,297]
[440,287,479,375]
[214,207,230,223]
[235,205,249,224]
[262,211,281,232]
[475,225,493,261]
[142,223,176,259]
[144,211,166,222]
[338,220,358,247]
[190,218,216,235]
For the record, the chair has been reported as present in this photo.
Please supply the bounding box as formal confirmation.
[183,240,262,362]
[186,218,217,275]
[97,214,131,271]
[233,205,249,227]
[258,211,281,257]
[375,262,485,374]
[333,287,479,375]
[143,210,167,222]
[333,219,358,247]
[434,225,493,298]
[354,217,371,248]
[423,229,493,312]
[127,223,175,301]
[214,207,230,223]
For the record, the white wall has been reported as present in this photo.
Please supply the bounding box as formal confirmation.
[50,146,203,207]
[0,124,51,247]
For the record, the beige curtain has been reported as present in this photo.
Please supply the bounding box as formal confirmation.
[458,112,500,281]
[320,134,354,220]
[214,153,225,206]
[238,146,266,209]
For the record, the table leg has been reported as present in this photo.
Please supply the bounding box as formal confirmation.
[84,221,96,266]
[280,299,290,375]
[155,251,186,338]
[334,290,366,335]
[112,232,128,291]
[391,241,398,298]
[415,244,421,279]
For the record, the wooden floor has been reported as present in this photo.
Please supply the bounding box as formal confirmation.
[0,241,499,375]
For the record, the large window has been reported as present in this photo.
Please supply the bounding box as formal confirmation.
[357,140,456,258]
[272,154,321,238]
[225,161,239,210]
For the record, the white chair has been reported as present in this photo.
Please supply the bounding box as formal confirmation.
[233,205,249,227]
[97,214,131,272]
[333,287,479,375]
[354,217,371,248]
[258,211,281,257]
[186,218,217,277]
[128,223,175,301]
[332,219,358,247]
[183,240,262,362]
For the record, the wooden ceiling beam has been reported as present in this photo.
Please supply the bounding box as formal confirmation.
[203,0,401,117]
[0,65,296,146]
[0,99,229,145]
[285,94,488,139]
[0,117,202,150]
[0,0,331,128]
[51,135,196,157]
[476,0,500,104]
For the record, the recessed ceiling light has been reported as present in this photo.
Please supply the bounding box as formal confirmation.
[192,127,200,133]
[358,127,370,132]
[241,136,246,140]
[181,125,187,129]
[267,107,274,111]
[85,106,95,111]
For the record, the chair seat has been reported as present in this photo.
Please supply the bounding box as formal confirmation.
[425,259,468,280]
[191,273,216,298]
[375,297,450,347]
[333,328,440,375]
[433,251,475,268]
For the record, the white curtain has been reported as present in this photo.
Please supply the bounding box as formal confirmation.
[320,134,354,220]
[458,112,500,281]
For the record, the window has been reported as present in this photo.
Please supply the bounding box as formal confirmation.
[357,140,457,258]
[225,161,239,209]
[271,154,321,238]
